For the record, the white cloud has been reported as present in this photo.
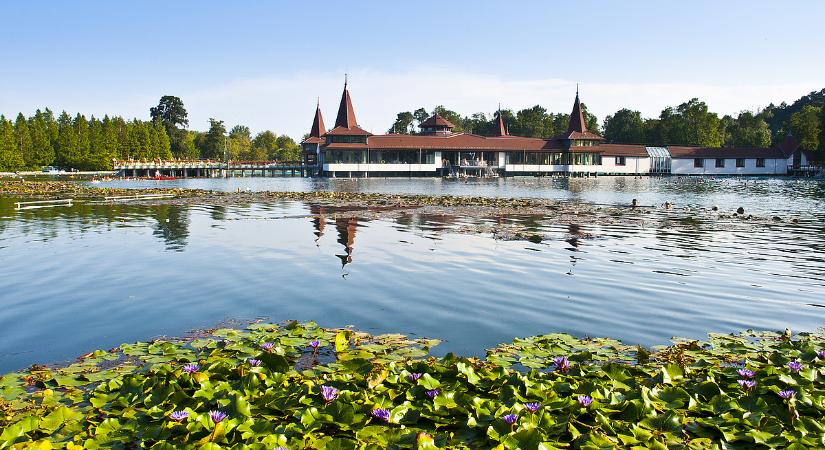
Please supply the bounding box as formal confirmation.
[181,68,820,138]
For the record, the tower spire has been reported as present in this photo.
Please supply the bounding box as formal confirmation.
[567,87,587,134]
[309,99,326,138]
[493,103,507,136]
[334,75,358,129]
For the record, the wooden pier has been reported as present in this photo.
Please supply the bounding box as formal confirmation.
[113,160,306,178]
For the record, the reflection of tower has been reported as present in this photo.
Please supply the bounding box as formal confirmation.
[309,204,326,246]
[335,217,358,268]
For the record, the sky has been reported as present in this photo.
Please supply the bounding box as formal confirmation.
[1,1,823,139]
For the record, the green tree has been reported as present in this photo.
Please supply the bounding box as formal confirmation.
[789,105,822,151]
[388,111,414,134]
[252,131,278,160]
[200,119,227,160]
[14,113,34,168]
[727,111,771,148]
[657,98,722,147]
[580,103,600,135]
[0,115,25,171]
[150,96,188,129]
[603,109,645,143]
[28,110,55,167]
[511,105,549,138]
[275,135,300,161]
[413,108,429,127]
[55,111,77,167]
[227,125,252,160]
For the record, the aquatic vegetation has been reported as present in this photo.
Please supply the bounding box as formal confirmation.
[1,321,825,449]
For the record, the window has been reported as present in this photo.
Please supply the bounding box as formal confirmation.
[756,158,765,168]
[615,156,626,166]
[736,158,745,168]
[715,158,725,168]
[694,158,704,168]
[324,150,366,164]
[325,135,367,144]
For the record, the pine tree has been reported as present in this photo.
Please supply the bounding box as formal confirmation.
[73,114,90,169]
[55,111,77,168]
[14,113,34,168]
[0,115,25,171]
[29,110,56,167]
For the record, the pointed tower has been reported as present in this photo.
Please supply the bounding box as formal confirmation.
[309,99,325,140]
[567,87,587,135]
[557,86,603,148]
[492,105,507,137]
[324,76,372,142]
[301,100,326,170]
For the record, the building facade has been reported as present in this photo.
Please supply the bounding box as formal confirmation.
[301,82,803,177]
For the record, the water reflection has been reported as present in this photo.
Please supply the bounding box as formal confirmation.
[1,195,824,373]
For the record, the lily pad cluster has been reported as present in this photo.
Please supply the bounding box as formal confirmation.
[1,322,824,449]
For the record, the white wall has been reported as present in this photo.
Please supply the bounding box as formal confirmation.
[671,158,787,175]
[323,163,439,173]
[600,156,650,174]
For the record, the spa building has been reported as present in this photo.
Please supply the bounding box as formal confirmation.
[301,82,809,177]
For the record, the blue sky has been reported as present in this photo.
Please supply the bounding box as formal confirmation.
[1,1,823,138]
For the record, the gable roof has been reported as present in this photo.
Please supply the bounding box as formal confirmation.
[419,114,455,129]
[667,146,787,159]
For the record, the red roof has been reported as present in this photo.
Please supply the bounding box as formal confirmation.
[325,133,562,151]
[555,91,603,141]
[419,114,455,129]
[324,125,372,136]
[334,83,358,129]
[667,146,787,158]
[309,103,325,138]
[302,136,325,144]
[597,144,648,157]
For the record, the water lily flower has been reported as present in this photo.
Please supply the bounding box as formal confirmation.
[209,410,227,424]
[523,402,541,413]
[778,389,796,400]
[737,379,756,389]
[248,359,262,367]
[577,395,593,407]
[182,363,199,374]
[407,372,422,381]
[502,413,518,425]
[168,411,189,422]
[425,389,439,399]
[371,408,391,422]
[817,350,825,359]
[273,447,288,450]
[737,368,755,378]
[553,356,571,373]
[310,340,320,349]
[321,385,338,404]
[787,361,802,372]
[260,342,275,352]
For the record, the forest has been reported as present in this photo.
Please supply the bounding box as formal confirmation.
[388,89,825,154]
[0,96,301,172]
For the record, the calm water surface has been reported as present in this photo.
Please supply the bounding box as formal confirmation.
[1,177,824,372]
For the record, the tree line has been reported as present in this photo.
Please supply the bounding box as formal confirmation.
[388,89,825,155]
[0,96,301,172]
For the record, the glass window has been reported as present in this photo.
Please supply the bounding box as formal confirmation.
[715,158,725,168]
[736,158,745,167]
[615,156,626,166]
[756,158,765,168]
[694,158,704,168]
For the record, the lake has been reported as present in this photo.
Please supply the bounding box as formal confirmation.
[1,176,823,373]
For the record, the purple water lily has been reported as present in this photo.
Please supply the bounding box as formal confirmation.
[321,385,338,404]
[407,372,422,381]
[310,340,320,349]
[577,395,593,407]
[502,413,518,425]
[817,350,825,359]
[248,359,262,367]
[737,368,755,378]
[425,389,439,399]
[273,447,288,450]
[168,411,189,422]
[260,342,275,352]
[787,361,802,372]
[553,356,571,373]
[209,410,227,424]
[738,379,756,389]
[523,402,541,413]
[371,408,391,422]
[181,363,199,374]
[778,389,796,400]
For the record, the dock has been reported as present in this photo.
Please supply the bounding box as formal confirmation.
[113,160,306,178]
